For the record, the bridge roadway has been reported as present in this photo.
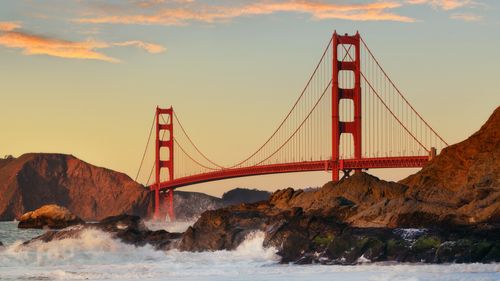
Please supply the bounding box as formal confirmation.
[151,156,428,190]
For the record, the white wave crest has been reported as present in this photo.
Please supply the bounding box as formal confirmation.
[0,228,165,267]
[0,227,498,281]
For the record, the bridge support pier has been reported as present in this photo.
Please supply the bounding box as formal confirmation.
[154,106,175,221]
[331,31,362,181]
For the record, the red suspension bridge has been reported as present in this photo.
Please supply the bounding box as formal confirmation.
[135,32,448,220]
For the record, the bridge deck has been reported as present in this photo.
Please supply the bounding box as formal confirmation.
[152,156,428,190]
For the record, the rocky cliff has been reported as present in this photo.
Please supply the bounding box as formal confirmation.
[0,153,152,221]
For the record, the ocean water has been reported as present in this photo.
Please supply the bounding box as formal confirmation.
[0,221,499,281]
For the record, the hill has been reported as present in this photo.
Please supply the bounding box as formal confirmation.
[221,188,271,205]
[0,153,152,221]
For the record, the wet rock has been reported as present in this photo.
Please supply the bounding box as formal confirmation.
[179,203,271,251]
[18,204,84,229]
[24,214,181,250]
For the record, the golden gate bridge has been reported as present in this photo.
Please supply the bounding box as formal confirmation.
[135,32,448,220]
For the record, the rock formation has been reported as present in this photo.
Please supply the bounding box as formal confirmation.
[24,214,181,251]
[18,204,83,229]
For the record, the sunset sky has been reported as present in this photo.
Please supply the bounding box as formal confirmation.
[1,0,499,196]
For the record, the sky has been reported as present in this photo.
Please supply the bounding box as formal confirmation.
[1,0,499,197]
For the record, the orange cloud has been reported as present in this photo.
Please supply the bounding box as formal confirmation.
[450,13,482,21]
[76,0,415,25]
[0,23,165,62]
[0,31,119,62]
[407,0,474,10]
[0,21,21,31]
[113,40,166,53]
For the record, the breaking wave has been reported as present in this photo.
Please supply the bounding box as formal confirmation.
[0,223,498,281]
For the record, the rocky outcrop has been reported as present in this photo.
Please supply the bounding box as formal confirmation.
[179,197,500,264]
[320,226,500,264]
[18,204,83,229]
[268,173,408,225]
[178,200,342,256]
[24,214,182,250]
[0,153,152,221]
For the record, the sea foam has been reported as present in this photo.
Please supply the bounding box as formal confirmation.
[0,222,498,281]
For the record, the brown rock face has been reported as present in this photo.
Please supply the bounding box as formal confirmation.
[0,153,152,221]
[401,106,500,224]
[269,173,407,221]
[18,204,83,229]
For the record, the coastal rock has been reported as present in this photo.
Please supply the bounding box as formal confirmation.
[179,202,272,251]
[18,204,83,229]
[24,214,182,250]
[268,173,408,224]
[319,226,500,264]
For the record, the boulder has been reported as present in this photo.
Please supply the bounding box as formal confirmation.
[18,204,83,229]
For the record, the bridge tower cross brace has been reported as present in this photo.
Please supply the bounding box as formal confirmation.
[331,31,362,181]
[154,106,175,220]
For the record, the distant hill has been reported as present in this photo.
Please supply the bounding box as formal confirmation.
[221,188,271,205]
[174,191,223,220]
[0,153,152,221]
[173,188,272,220]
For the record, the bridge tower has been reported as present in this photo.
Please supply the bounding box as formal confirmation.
[331,31,362,181]
[154,106,175,220]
